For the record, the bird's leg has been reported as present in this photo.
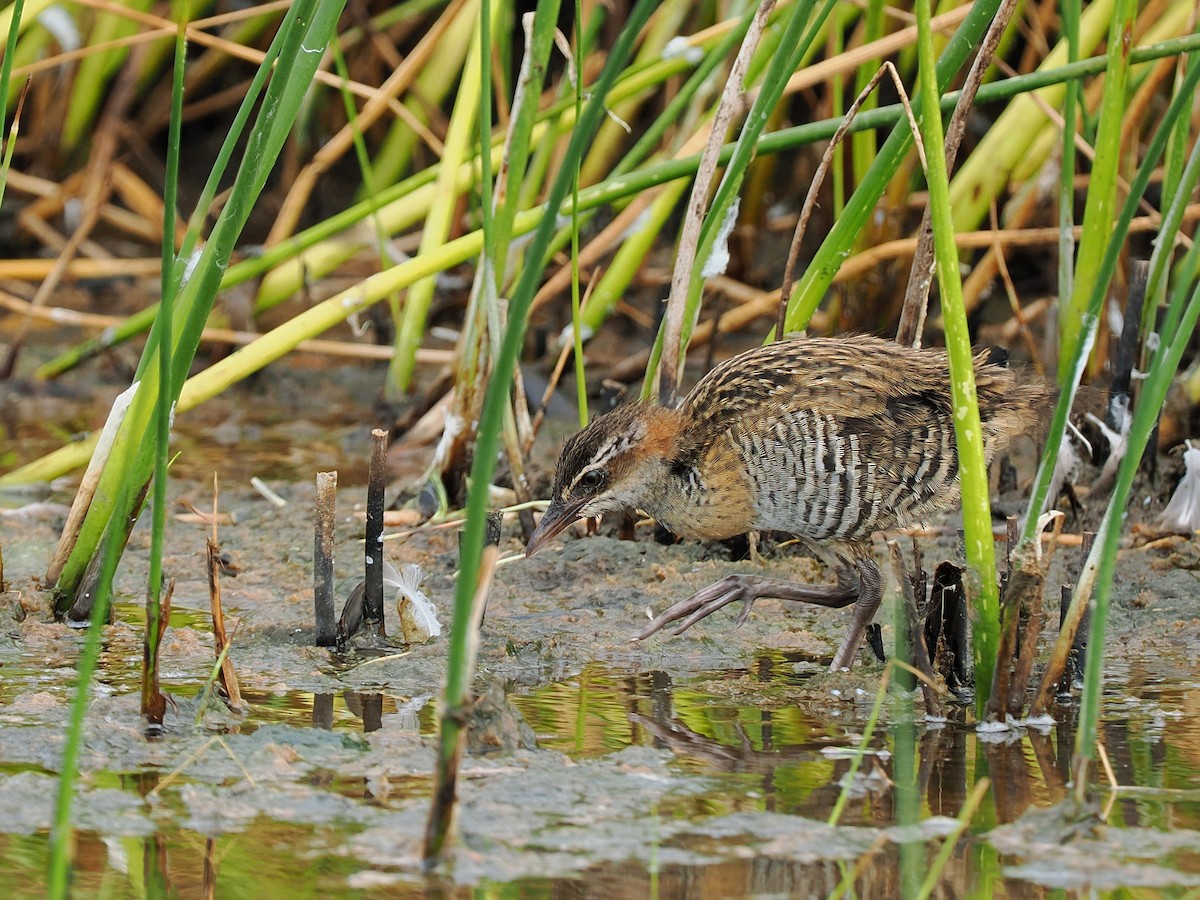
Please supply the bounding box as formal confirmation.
[636,556,885,672]
[635,569,860,641]
[828,556,883,672]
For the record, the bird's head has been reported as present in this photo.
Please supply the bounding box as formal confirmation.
[525,404,681,556]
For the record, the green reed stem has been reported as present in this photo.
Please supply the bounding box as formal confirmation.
[1074,135,1200,800]
[142,25,185,724]
[1057,0,1081,329]
[426,0,656,861]
[1058,0,1137,383]
[570,0,587,427]
[915,0,998,718]
[1076,280,1200,799]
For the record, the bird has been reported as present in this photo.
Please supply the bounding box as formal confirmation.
[525,334,1049,671]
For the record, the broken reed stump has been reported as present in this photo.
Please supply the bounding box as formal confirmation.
[206,537,243,711]
[1058,532,1097,694]
[887,540,942,717]
[141,578,174,730]
[363,429,389,639]
[66,481,150,623]
[460,510,504,626]
[314,471,338,647]
[423,508,505,865]
[987,517,1059,721]
[923,561,971,698]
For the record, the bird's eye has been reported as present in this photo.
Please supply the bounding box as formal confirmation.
[579,470,605,490]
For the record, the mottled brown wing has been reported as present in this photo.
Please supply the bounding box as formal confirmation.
[679,336,978,539]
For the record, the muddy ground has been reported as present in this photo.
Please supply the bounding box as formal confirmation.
[1,347,1199,896]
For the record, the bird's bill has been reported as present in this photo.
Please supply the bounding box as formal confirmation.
[525,498,588,556]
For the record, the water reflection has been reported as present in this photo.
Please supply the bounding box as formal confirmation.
[312,691,385,733]
[512,658,1200,833]
[0,657,1194,896]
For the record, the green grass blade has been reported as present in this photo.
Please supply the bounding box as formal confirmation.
[143,24,186,723]
[1057,0,1081,327]
[47,479,134,896]
[52,0,347,606]
[428,0,659,861]
[1059,0,1137,382]
[1075,261,1200,798]
[915,0,998,719]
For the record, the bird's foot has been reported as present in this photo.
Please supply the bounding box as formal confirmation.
[635,574,761,640]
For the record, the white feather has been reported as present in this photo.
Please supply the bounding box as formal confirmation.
[1159,441,1200,534]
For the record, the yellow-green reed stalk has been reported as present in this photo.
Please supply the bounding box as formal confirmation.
[850,0,885,187]
[0,0,25,206]
[369,0,476,191]
[1022,50,1200,542]
[143,26,185,724]
[14,37,1200,485]
[62,0,157,148]
[50,0,346,607]
[915,0,998,718]
[389,0,486,397]
[784,0,1006,332]
[1057,0,1081,322]
[943,0,1113,244]
[1058,0,1137,383]
[426,0,657,861]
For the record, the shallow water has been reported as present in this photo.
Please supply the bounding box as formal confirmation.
[0,645,1196,897]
